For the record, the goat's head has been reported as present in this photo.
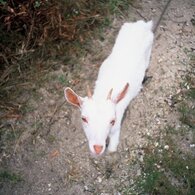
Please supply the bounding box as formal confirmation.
[64,83,129,155]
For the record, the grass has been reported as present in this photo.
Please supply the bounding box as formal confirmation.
[177,53,195,129]
[58,74,69,85]
[0,127,23,152]
[0,170,23,184]
[122,126,195,194]
[142,145,194,194]
[47,134,56,144]
[178,103,195,128]
[139,144,195,194]
[0,0,134,102]
[0,0,134,110]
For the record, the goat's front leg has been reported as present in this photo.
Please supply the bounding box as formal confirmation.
[107,126,120,152]
[107,108,125,152]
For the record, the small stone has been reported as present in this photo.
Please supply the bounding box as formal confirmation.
[139,155,144,162]
[190,144,195,148]
[155,163,161,169]
[94,160,98,164]
[49,100,55,106]
[125,148,129,151]
[66,120,70,125]
[97,177,102,183]
[136,169,141,176]
[164,145,169,150]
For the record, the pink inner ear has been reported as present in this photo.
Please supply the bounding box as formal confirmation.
[65,88,81,108]
[116,83,129,103]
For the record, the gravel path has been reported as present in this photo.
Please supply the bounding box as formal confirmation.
[1,0,194,194]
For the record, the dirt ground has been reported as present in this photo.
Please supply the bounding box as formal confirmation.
[0,0,194,194]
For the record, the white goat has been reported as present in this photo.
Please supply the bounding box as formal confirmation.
[64,20,154,155]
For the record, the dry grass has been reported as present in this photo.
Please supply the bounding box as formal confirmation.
[0,0,133,120]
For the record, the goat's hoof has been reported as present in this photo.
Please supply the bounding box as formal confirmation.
[107,147,117,153]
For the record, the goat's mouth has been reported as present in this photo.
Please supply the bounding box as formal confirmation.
[89,142,107,156]
[89,137,109,156]
[90,148,105,156]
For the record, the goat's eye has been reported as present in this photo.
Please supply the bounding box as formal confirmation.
[110,119,115,126]
[81,117,88,123]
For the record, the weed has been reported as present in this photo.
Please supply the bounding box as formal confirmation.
[21,104,35,115]
[0,0,6,5]
[31,120,43,134]
[0,170,23,184]
[177,52,195,128]
[138,169,179,195]
[47,134,56,144]
[178,103,195,128]
[127,141,195,195]
[34,0,41,8]
[187,88,195,99]
[58,75,68,85]
[0,127,23,151]
[33,150,47,158]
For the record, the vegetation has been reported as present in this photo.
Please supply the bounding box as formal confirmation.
[0,0,133,120]
[121,52,195,195]
[0,170,23,184]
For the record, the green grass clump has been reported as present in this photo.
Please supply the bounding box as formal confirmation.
[0,170,23,184]
[178,103,195,128]
[138,169,179,195]
[123,140,195,195]
[177,53,195,128]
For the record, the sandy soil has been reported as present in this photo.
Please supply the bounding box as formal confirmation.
[0,0,194,194]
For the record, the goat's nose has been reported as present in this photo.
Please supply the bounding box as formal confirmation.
[93,145,103,155]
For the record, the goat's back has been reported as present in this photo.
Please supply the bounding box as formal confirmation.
[94,20,154,104]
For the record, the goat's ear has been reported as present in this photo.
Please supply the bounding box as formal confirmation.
[115,83,129,104]
[64,87,83,108]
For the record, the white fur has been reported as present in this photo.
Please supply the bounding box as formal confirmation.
[65,20,154,155]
